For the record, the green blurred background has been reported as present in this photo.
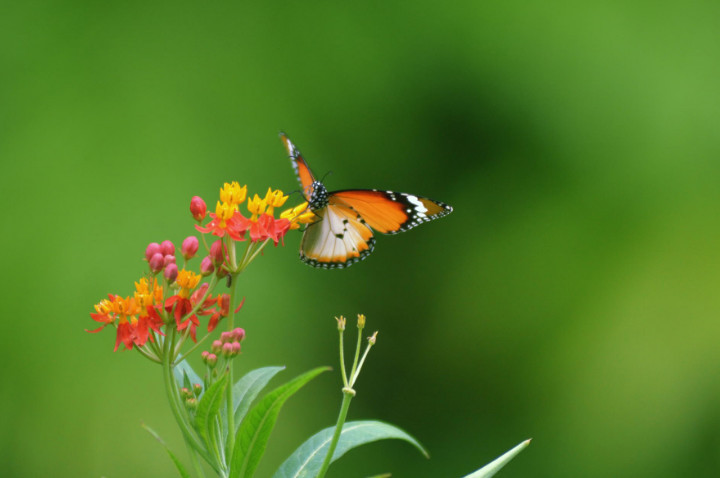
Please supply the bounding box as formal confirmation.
[2,1,720,476]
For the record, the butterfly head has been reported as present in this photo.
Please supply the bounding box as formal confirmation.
[308,181,329,211]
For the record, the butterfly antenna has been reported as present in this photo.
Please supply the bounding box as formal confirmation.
[320,170,333,183]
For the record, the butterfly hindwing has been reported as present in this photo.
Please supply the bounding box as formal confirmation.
[279,132,316,200]
[300,204,375,269]
[330,189,453,234]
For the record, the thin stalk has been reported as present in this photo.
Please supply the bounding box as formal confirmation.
[338,327,349,388]
[347,325,364,385]
[224,270,239,458]
[316,391,354,478]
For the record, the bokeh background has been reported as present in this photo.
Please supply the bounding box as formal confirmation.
[2,1,720,477]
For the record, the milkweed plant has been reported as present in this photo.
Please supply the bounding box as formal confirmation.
[87,158,530,477]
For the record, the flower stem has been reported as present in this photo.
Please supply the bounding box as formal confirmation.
[225,270,239,459]
[316,390,354,478]
[161,331,217,472]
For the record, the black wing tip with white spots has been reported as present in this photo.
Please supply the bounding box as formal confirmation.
[370,190,453,235]
[299,237,376,269]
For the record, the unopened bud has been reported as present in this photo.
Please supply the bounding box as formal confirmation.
[357,314,366,328]
[210,240,225,266]
[145,242,161,262]
[182,236,199,260]
[149,253,164,273]
[190,196,207,221]
[180,387,192,399]
[185,397,198,410]
[211,340,223,354]
[200,256,214,276]
[164,263,178,283]
[231,327,245,341]
[231,341,241,354]
[220,331,232,343]
[160,240,175,256]
[336,316,346,331]
[163,254,176,266]
[201,350,209,361]
[193,383,202,397]
[206,353,218,367]
[222,342,233,357]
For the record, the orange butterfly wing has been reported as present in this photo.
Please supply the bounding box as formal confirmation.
[279,132,316,200]
[331,189,452,234]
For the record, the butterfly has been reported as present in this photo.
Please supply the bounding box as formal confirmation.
[280,133,453,268]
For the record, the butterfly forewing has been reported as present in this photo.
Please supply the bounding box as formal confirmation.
[300,204,375,268]
[331,190,453,234]
[280,132,316,200]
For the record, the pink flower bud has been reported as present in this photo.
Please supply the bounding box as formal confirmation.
[185,397,198,410]
[231,341,241,354]
[190,196,207,221]
[210,240,225,266]
[180,387,192,399]
[182,236,199,260]
[193,383,202,396]
[231,327,246,341]
[163,254,176,266]
[145,242,161,262]
[211,340,223,354]
[201,350,209,361]
[164,263,178,283]
[220,331,232,343]
[207,353,217,367]
[200,256,214,276]
[222,342,233,357]
[160,240,175,256]
[149,253,164,273]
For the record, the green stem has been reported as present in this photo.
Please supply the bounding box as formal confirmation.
[316,390,354,478]
[347,325,364,385]
[225,270,239,458]
[162,331,217,472]
[338,327,348,388]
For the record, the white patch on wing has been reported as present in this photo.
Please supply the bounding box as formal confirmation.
[405,194,428,218]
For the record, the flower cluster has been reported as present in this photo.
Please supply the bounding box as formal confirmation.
[194,182,313,245]
[88,181,311,360]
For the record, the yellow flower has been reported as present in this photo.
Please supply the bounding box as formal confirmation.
[214,201,235,227]
[220,182,247,208]
[246,194,268,220]
[176,269,201,298]
[280,202,316,230]
[264,188,289,215]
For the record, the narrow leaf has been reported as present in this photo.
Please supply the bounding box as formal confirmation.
[174,357,203,394]
[142,423,191,478]
[273,420,427,478]
[461,439,531,478]
[229,366,330,478]
[195,373,229,446]
[233,366,286,429]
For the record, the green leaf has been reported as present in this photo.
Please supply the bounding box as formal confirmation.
[233,366,286,430]
[142,423,191,478]
[461,439,531,478]
[174,357,203,394]
[195,373,229,446]
[229,366,330,478]
[272,420,428,478]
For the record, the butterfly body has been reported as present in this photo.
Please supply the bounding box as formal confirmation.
[281,133,452,268]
